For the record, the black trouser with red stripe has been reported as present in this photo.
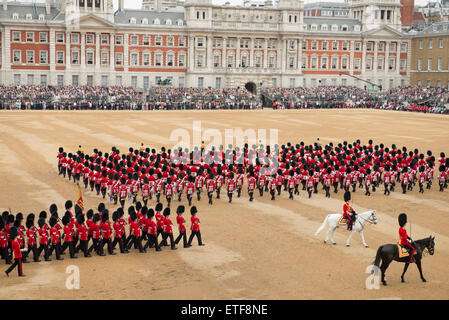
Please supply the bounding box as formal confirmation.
[5,258,23,276]
[175,230,188,247]
[1,247,11,264]
[187,230,204,246]
[143,234,160,251]
[112,237,126,253]
[38,244,50,261]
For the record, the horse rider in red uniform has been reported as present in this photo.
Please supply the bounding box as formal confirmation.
[343,191,357,231]
[398,213,415,263]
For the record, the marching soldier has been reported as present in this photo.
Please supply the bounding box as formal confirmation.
[247,172,256,202]
[174,205,190,248]
[187,206,205,247]
[226,172,235,203]
[159,208,177,250]
[5,227,26,277]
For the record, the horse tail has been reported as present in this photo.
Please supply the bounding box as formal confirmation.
[373,245,384,268]
[315,215,329,236]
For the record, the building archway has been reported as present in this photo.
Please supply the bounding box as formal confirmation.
[245,82,257,95]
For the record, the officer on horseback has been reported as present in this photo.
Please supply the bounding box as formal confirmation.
[343,191,356,231]
[398,213,416,263]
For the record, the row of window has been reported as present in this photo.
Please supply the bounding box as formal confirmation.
[301,55,407,71]
[305,24,361,32]
[209,53,276,68]
[12,32,48,43]
[304,41,407,53]
[418,38,445,49]
[12,31,187,48]
[416,80,449,88]
[129,52,185,67]
[128,17,183,26]
[417,58,449,71]
[129,35,185,47]
[11,13,45,21]
[12,49,187,67]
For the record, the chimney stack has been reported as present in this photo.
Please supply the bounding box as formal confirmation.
[119,0,125,11]
[3,0,7,11]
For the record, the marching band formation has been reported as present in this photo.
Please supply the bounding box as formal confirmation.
[2,138,448,277]
[58,141,449,207]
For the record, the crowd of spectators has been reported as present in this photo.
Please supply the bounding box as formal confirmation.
[267,86,449,114]
[0,85,448,114]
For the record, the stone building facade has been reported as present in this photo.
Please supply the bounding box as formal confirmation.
[0,0,412,90]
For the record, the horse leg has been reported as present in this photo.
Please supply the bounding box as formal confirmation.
[324,227,330,244]
[331,228,336,245]
[346,230,354,247]
[401,263,410,283]
[359,230,368,248]
[380,259,392,286]
[415,258,426,282]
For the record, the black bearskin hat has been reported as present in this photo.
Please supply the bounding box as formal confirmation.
[77,214,85,225]
[136,202,142,211]
[9,226,18,240]
[38,218,46,228]
[27,213,35,223]
[163,207,170,217]
[98,203,105,213]
[39,210,47,219]
[398,213,407,227]
[49,204,58,214]
[92,213,100,223]
[16,212,23,221]
[7,214,15,224]
[49,217,57,227]
[2,211,8,223]
[65,200,73,210]
[26,219,33,229]
[155,203,163,212]
[62,215,70,226]
[191,206,198,215]
[101,210,109,223]
[344,191,351,202]
[112,211,118,222]
[86,209,94,219]
[75,205,83,217]
[176,205,185,214]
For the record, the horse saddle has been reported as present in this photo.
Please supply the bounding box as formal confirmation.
[397,242,417,258]
[338,216,355,226]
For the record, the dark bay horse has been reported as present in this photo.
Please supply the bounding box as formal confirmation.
[373,236,435,286]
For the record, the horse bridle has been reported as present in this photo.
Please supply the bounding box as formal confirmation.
[357,212,377,225]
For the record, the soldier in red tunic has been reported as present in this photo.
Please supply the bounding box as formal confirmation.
[343,191,356,231]
[398,213,415,263]
[174,205,190,248]
[0,218,11,264]
[187,206,205,246]
[247,172,257,202]
[5,227,26,277]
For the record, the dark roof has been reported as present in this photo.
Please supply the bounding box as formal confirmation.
[114,9,184,25]
[0,3,61,21]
